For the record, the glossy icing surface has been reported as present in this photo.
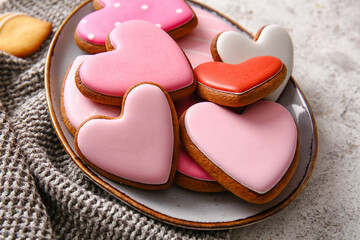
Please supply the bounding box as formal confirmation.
[76,0,194,44]
[178,144,214,181]
[176,7,236,67]
[216,25,293,100]
[184,101,297,193]
[76,84,175,184]
[63,55,120,130]
[79,20,193,96]
[194,56,283,93]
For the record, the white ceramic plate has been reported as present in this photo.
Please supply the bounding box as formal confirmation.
[45,0,318,229]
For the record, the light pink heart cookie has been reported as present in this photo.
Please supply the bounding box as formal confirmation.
[75,83,179,190]
[61,55,121,136]
[176,7,238,68]
[75,0,197,53]
[180,101,299,203]
[76,20,195,106]
[212,25,294,101]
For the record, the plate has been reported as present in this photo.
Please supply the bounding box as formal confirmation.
[45,0,318,230]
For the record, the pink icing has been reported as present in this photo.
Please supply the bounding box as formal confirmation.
[176,7,237,67]
[76,0,194,45]
[178,144,214,181]
[79,20,193,96]
[63,55,121,131]
[76,84,174,184]
[175,94,213,181]
[184,101,297,194]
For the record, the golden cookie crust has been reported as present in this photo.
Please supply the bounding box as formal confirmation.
[0,13,52,57]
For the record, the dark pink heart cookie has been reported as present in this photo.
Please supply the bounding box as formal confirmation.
[76,20,196,106]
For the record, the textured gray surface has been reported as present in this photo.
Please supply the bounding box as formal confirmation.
[193,0,360,239]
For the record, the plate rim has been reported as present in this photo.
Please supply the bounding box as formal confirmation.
[44,0,318,230]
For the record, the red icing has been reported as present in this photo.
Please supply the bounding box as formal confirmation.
[194,56,283,93]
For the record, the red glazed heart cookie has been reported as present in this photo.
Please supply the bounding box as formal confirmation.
[211,25,294,101]
[194,56,287,107]
[75,83,179,190]
[180,101,299,204]
[75,0,198,53]
[76,20,196,106]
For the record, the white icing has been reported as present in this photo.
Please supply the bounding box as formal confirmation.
[216,25,294,101]
[87,33,95,40]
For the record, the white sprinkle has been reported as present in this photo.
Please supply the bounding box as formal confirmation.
[176,8,183,14]
[114,22,121,27]
[88,33,95,40]
[141,4,148,10]
[155,23,161,28]
[114,2,120,7]
[81,19,87,24]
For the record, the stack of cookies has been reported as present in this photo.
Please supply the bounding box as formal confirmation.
[61,0,298,204]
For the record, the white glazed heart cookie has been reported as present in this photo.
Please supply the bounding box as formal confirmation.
[211,25,294,101]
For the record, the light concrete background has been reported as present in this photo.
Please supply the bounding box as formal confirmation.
[194,0,360,239]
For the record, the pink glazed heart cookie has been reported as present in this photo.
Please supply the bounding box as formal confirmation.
[75,0,198,53]
[211,25,294,101]
[180,101,299,204]
[75,83,179,190]
[194,56,287,107]
[61,55,121,136]
[76,20,196,106]
[173,94,226,192]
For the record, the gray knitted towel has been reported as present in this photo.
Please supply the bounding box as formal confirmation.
[0,0,230,239]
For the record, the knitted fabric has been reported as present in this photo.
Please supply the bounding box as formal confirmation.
[0,0,230,239]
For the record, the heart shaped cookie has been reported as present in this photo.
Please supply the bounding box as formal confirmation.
[76,20,196,106]
[61,55,121,136]
[75,83,179,190]
[211,25,294,101]
[194,56,287,107]
[75,0,198,53]
[180,101,299,203]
